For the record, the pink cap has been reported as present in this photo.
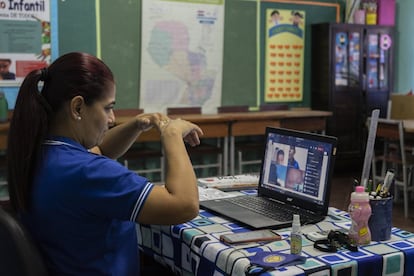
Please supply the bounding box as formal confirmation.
[355,186,365,193]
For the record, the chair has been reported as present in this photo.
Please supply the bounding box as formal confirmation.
[217,105,256,174]
[0,207,49,275]
[114,109,165,182]
[167,107,223,177]
[167,106,203,115]
[370,118,414,218]
[219,104,289,174]
[259,104,290,111]
[217,105,249,114]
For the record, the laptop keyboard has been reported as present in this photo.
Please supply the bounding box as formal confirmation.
[224,196,296,222]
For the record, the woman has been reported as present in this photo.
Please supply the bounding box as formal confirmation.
[7,52,203,275]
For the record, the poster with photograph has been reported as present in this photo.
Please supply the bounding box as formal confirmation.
[0,0,51,85]
[264,9,305,102]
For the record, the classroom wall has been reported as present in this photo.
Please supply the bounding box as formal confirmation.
[56,0,346,110]
[10,1,414,109]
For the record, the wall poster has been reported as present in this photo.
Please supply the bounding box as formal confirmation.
[264,9,305,102]
[0,0,51,86]
[140,0,224,114]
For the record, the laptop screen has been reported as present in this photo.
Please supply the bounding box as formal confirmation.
[258,127,337,215]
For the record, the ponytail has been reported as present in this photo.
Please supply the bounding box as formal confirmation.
[8,69,51,212]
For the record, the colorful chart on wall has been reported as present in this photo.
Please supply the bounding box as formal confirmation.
[140,0,224,114]
[0,0,52,86]
[264,8,305,102]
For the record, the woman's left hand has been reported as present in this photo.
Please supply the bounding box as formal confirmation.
[135,113,170,132]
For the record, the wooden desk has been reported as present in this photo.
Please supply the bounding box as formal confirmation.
[0,110,332,177]
[228,110,332,175]
[118,110,332,176]
[117,114,231,175]
[403,120,414,133]
[118,110,332,175]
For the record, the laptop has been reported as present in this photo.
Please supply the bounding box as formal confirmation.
[200,126,338,229]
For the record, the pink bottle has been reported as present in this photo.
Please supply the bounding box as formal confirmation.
[348,186,372,245]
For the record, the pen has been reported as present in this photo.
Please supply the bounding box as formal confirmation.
[375,183,382,194]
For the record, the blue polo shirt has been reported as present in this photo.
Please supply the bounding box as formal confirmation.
[21,136,154,275]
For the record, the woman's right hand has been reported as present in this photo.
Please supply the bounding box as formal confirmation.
[159,118,203,147]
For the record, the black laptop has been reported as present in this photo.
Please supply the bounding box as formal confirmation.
[200,126,338,229]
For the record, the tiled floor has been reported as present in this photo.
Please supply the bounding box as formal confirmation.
[329,170,414,233]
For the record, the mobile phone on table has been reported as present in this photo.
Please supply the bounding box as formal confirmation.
[220,229,282,244]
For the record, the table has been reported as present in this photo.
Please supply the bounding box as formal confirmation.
[117,110,332,175]
[228,110,330,175]
[137,192,414,275]
[117,113,232,174]
[403,120,414,133]
[0,110,332,176]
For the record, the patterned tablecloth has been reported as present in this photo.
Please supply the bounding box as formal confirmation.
[137,190,414,276]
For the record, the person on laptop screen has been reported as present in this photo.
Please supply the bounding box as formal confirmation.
[268,148,285,185]
[288,145,300,169]
[286,167,304,192]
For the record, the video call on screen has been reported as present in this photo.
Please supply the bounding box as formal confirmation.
[263,132,331,203]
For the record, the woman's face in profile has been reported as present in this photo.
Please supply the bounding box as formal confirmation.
[81,84,116,148]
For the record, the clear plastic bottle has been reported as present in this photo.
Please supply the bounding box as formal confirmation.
[348,185,372,245]
[290,214,302,254]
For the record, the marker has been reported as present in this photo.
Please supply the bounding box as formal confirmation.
[375,183,382,194]
[380,170,395,196]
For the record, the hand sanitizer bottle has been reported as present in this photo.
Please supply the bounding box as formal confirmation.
[290,214,302,255]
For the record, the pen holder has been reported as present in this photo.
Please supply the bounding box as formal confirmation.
[368,197,393,241]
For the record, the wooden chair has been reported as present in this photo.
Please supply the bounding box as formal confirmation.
[167,107,202,115]
[370,118,414,218]
[259,104,290,111]
[217,105,256,174]
[114,109,165,182]
[217,105,249,114]
[167,107,223,176]
[219,104,289,174]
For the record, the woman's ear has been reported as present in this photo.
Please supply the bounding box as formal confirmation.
[70,95,84,121]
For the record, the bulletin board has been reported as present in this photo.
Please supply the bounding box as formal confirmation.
[259,0,341,107]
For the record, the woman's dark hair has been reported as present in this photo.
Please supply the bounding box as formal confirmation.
[7,52,114,212]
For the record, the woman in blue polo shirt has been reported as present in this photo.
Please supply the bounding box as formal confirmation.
[7,52,203,275]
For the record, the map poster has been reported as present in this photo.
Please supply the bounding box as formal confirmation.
[0,0,51,85]
[140,0,224,114]
[264,9,305,102]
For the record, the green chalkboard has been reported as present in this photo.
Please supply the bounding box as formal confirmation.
[58,0,344,109]
[221,0,258,107]
[58,0,96,56]
[100,0,141,108]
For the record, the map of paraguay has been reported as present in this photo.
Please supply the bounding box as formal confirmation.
[147,20,216,105]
